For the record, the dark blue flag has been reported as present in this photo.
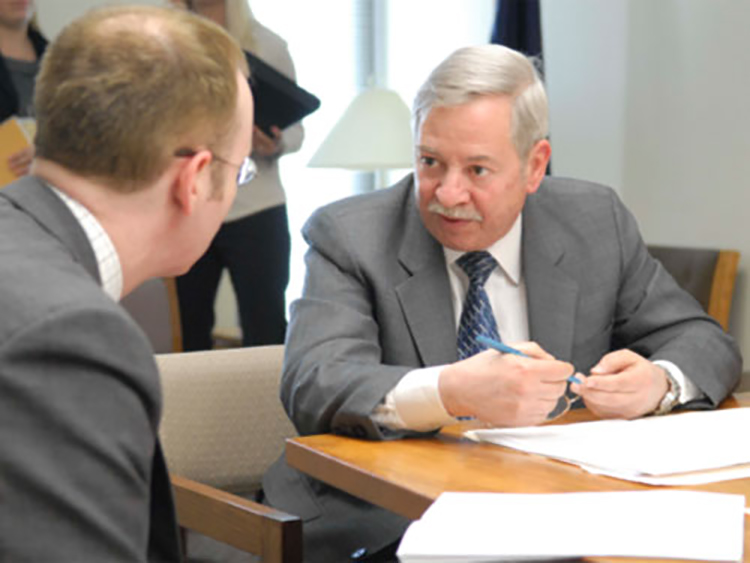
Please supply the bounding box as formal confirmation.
[491,0,542,58]
[490,0,549,173]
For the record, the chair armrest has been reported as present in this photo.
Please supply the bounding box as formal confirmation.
[171,474,302,563]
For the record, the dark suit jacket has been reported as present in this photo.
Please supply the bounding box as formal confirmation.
[263,175,741,562]
[0,177,181,562]
[0,26,47,121]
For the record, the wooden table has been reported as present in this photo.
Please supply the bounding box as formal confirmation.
[287,393,750,563]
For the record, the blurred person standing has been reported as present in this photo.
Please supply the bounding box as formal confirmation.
[0,0,45,177]
[173,0,304,350]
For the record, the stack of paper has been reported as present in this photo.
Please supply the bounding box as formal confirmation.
[465,408,750,485]
[397,491,746,562]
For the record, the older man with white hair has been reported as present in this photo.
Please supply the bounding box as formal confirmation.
[264,44,741,562]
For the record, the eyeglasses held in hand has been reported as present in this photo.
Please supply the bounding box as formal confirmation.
[474,335,583,423]
[174,148,257,185]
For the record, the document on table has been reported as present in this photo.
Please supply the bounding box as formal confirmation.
[465,408,750,485]
[396,490,746,562]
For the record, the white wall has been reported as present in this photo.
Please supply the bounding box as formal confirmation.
[543,0,629,193]
[543,0,750,389]
[385,0,496,110]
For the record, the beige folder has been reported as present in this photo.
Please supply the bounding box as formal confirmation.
[0,117,34,188]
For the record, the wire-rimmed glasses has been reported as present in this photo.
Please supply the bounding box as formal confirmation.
[174,148,257,185]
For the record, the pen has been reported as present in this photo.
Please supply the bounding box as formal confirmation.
[476,335,582,384]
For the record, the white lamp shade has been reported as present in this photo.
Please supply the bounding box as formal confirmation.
[308,88,414,171]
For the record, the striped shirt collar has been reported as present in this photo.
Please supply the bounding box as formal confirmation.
[48,185,123,301]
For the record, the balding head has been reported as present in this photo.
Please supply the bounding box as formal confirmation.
[34,5,248,192]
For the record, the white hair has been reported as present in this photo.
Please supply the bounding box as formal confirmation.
[413,44,548,161]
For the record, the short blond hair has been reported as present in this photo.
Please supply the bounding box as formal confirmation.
[34,5,248,192]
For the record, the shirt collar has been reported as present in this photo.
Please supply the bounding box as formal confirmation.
[444,213,523,285]
[48,185,123,301]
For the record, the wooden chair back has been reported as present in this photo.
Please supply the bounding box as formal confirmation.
[647,245,740,330]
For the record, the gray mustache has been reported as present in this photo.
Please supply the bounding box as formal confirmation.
[427,200,483,221]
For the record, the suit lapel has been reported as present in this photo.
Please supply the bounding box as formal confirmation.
[386,178,582,366]
[0,176,101,284]
[522,198,579,361]
[394,184,457,367]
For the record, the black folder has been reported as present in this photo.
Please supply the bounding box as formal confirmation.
[244,50,320,136]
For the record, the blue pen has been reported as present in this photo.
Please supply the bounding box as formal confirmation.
[476,335,581,384]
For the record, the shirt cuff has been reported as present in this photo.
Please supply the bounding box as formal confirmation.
[371,366,458,432]
[653,359,702,404]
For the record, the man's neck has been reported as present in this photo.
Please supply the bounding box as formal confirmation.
[0,24,35,61]
[31,159,166,297]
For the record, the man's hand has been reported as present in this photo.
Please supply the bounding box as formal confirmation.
[252,125,282,158]
[571,349,669,419]
[438,342,574,427]
[8,146,34,178]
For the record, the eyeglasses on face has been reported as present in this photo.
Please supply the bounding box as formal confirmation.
[174,148,257,185]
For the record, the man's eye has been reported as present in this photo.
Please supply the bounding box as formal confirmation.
[420,156,437,167]
[471,165,488,176]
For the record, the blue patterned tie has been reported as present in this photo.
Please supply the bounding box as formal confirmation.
[456,251,500,360]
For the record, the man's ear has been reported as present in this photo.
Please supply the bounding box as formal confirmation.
[524,139,551,195]
[173,150,212,216]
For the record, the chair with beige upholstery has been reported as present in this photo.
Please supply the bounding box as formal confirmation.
[647,245,740,331]
[122,277,183,353]
[157,345,301,563]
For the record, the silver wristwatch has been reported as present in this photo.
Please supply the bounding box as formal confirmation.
[653,369,681,415]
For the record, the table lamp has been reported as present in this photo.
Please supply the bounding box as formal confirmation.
[308,87,413,188]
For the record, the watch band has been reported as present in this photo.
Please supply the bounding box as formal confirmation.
[653,368,681,415]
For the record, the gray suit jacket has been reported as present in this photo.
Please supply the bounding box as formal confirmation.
[264,175,741,561]
[0,177,181,562]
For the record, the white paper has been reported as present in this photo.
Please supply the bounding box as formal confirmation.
[580,462,750,486]
[465,408,750,484]
[397,491,746,562]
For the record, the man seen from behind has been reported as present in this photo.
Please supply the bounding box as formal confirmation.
[0,5,253,561]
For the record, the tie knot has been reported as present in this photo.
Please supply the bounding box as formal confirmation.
[457,251,497,286]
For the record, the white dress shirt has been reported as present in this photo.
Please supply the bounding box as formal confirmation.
[49,186,123,302]
[372,214,699,431]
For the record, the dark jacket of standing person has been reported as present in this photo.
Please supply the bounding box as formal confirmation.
[0,25,46,121]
